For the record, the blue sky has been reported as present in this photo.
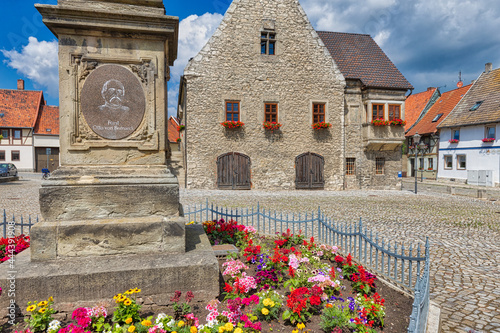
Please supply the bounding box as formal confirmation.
[1,0,499,117]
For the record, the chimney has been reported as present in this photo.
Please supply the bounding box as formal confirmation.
[17,79,25,90]
[427,87,434,91]
[485,63,493,73]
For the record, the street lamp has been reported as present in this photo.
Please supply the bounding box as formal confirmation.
[413,132,421,194]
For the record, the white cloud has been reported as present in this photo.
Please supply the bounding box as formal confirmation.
[168,12,223,117]
[2,37,58,97]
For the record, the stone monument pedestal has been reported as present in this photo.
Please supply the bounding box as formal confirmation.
[0,0,219,321]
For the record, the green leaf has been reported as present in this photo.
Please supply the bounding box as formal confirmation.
[282,310,291,320]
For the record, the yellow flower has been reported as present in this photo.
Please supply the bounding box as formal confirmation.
[269,301,275,308]
[38,301,48,307]
[128,325,136,333]
[125,318,133,324]
[234,328,242,333]
[133,288,141,293]
[292,330,298,333]
[118,295,127,302]
[178,321,185,327]
[297,323,305,330]
[38,308,47,314]
[261,308,269,315]
[113,293,122,300]
[190,326,198,333]
[48,297,54,302]
[26,305,37,312]
[124,299,132,306]
[224,322,234,331]
[263,298,272,307]
[218,327,225,333]
[141,320,152,327]
[125,289,134,295]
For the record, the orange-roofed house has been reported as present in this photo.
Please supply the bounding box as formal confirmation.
[405,84,471,180]
[167,116,181,154]
[0,80,60,172]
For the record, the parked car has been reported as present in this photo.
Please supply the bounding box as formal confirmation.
[0,163,18,177]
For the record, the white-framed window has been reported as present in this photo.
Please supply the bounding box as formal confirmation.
[457,155,466,170]
[419,157,424,170]
[444,155,453,169]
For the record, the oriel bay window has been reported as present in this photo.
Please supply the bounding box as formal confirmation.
[372,104,384,120]
[226,101,240,121]
[313,103,325,124]
[265,103,278,122]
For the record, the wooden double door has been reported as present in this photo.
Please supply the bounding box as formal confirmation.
[295,152,325,189]
[217,152,251,190]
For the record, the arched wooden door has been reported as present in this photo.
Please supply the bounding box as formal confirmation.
[295,152,325,189]
[217,152,251,190]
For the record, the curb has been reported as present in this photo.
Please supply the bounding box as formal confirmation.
[427,301,441,333]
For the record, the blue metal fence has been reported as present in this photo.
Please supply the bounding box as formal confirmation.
[184,200,431,333]
[1,210,38,238]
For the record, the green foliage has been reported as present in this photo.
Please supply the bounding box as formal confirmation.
[24,298,56,332]
[253,290,282,322]
[319,303,354,332]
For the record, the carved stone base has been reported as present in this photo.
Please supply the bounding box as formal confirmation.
[40,166,180,221]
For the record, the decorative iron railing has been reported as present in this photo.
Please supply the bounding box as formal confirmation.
[184,201,431,333]
[1,210,38,238]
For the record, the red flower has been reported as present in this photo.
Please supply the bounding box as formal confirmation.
[224,283,233,293]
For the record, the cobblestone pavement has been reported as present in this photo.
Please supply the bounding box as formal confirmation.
[2,177,499,332]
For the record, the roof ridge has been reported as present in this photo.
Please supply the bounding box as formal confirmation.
[316,31,371,37]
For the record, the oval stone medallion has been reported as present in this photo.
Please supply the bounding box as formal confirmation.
[81,64,146,140]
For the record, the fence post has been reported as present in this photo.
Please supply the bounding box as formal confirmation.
[2,209,6,238]
[358,218,362,261]
[257,202,260,233]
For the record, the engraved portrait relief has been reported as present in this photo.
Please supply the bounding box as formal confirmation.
[81,64,146,140]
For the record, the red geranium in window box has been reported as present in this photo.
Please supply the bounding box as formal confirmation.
[176,124,185,131]
[482,138,495,143]
[371,118,388,126]
[388,119,406,126]
[221,121,245,129]
[449,139,459,144]
[263,121,282,130]
[312,122,332,130]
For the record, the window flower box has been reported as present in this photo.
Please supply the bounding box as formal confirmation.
[448,139,459,144]
[482,138,495,143]
[177,124,185,131]
[388,119,406,126]
[371,118,388,126]
[176,138,181,143]
[263,121,282,131]
[221,121,245,129]
[312,122,332,130]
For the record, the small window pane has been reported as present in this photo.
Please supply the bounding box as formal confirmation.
[0,151,5,161]
[445,155,452,169]
[11,151,20,161]
[346,158,355,175]
[457,155,466,169]
[269,41,275,55]
[428,158,434,170]
[261,41,267,54]
[453,129,460,140]
[486,127,495,139]
[1,130,8,138]
[14,130,21,139]
[375,157,385,175]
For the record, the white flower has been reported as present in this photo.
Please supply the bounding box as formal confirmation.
[156,313,167,323]
[167,319,176,327]
[157,322,164,329]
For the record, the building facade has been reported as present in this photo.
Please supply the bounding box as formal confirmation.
[178,0,412,190]
[437,63,500,186]
[0,80,60,172]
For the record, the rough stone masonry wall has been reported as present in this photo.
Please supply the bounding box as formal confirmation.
[183,0,345,190]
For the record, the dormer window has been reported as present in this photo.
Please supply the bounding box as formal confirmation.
[46,129,51,132]
[261,31,276,55]
[432,113,443,122]
[470,101,483,111]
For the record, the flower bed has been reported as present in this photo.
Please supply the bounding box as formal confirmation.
[6,220,412,333]
[221,121,245,129]
[0,234,30,262]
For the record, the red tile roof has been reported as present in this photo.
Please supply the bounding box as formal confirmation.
[168,116,180,143]
[404,88,439,131]
[406,84,472,137]
[438,68,500,128]
[0,89,43,128]
[317,31,413,90]
[35,105,60,135]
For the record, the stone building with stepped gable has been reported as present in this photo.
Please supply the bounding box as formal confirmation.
[178,0,413,190]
